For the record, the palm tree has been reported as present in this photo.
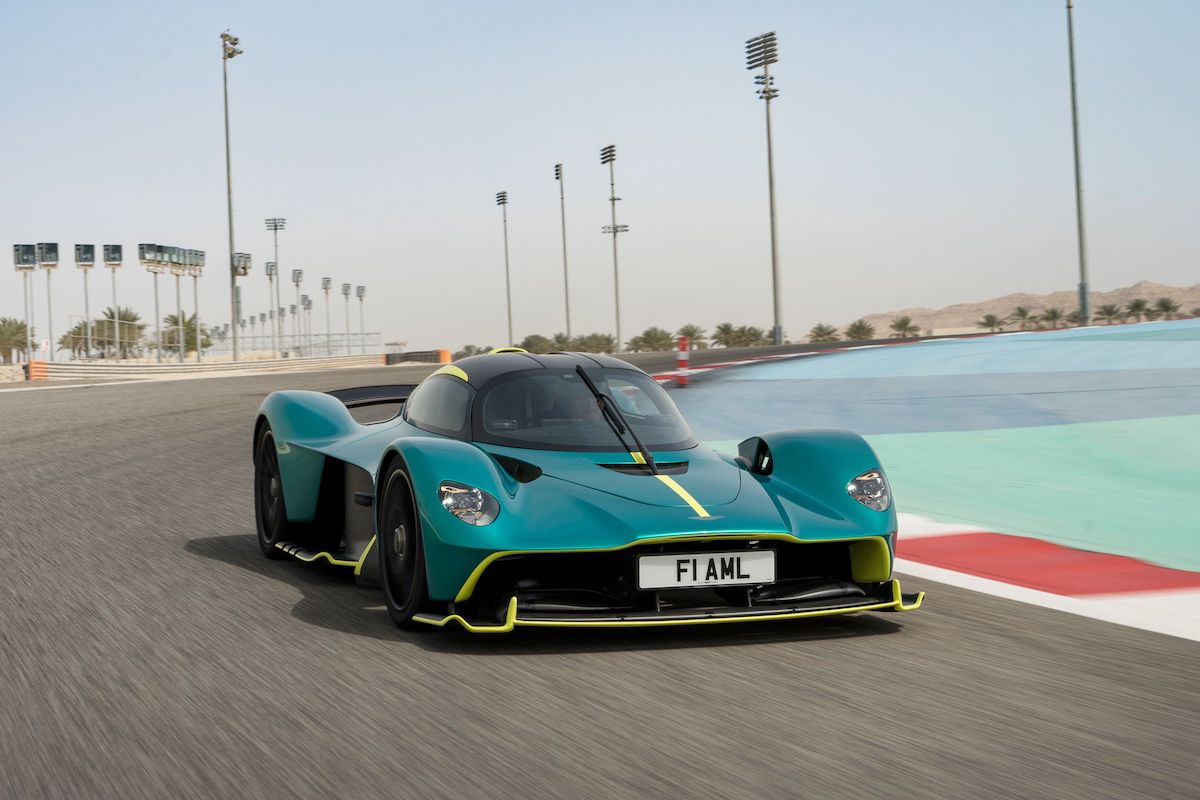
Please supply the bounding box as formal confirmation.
[676,324,708,349]
[550,332,573,351]
[843,319,875,341]
[452,344,492,359]
[627,327,674,352]
[518,334,553,353]
[575,333,617,353]
[1008,306,1036,331]
[1125,298,1150,322]
[57,321,91,358]
[1093,304,1124,325]
[889,316,920,338]
[976,314,1006,333]
[94,306,145,358]
[1066,310,1086,327]
[160,313,212,355]
[737,325,771,346]
[1040,308,1064,329]
[1153,297,1180,320]
[807,323,839,343]
[711,322,736,348]
[0,317,33,364]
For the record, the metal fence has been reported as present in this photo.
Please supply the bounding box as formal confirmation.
[43,328,387,363]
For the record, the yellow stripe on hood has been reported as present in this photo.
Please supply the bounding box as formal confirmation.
[630,451,710,517]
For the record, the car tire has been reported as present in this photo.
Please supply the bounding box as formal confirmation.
[378,462,430,629]
[254,425,299,558]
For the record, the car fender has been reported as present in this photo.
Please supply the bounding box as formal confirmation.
[740,429,898,567]
[256,390,359,522]
[381,436,517,600]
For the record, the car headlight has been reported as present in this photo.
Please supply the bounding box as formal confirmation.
[437,481,499,525]
[847,469,891,511]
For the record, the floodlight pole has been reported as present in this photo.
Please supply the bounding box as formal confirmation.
[152,272,162,362]
[763,62,781,346]
[607,158,620,353]
[193,271,201,363]
[175,271,184,363]
[110,265,119,359]
[555,164,572,339]
[81,266,92,359]
[1065,1,1091,324]
[222,31,242,361]
[342,284,351,355]
[496,191,513,346]
[269,272,277,356]
[44,267,54,361]
[302,296,312,353]
[22,271,33,363]
[266,218,286,355]
[600,145,626,353]
[292,276,302,355]
[266,265,278,357]
[357,287,366,354]
[747,32,783,345]
[322,279,332,356]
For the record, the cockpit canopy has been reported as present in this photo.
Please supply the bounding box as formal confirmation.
[404,360,696,452]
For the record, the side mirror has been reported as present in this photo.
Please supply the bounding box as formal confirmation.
[736,437,773,476]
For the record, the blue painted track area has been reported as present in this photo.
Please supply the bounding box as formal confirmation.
[676,319,1200,437]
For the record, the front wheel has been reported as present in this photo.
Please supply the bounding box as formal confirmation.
[378,462,430,629]
[254,425,299,558]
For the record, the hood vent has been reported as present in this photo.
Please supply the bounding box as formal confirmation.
[599,461,689,476]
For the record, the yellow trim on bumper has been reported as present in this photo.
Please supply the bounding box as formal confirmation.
[849,537,892,583]
[274,542,359,568]
[422,579,922,632]
[353,535,376,576]
[413,597,518,633]
[274,536,378,575]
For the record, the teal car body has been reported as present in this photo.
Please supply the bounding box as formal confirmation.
[252,351,923,632]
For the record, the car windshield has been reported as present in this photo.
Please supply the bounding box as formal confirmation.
[474,368,697,452]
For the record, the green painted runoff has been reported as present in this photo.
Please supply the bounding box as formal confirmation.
[711,414,1200,572]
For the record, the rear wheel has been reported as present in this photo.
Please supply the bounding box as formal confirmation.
[254,425,299,558]
[378,463,430,629]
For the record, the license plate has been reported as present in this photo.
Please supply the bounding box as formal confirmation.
[638,550,775,589]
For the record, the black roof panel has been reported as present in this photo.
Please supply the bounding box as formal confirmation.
[449,351,643,387]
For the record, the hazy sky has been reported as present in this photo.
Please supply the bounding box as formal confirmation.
[2,0,1197,350]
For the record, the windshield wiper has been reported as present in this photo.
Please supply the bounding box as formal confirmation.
[574,365,659,475]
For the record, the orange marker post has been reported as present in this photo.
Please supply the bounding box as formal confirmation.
[676,336,689,387]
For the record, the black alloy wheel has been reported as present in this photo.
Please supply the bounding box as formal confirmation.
[378,463,429,629]
[254,426,291,558]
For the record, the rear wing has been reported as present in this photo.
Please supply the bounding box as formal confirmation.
[326,384,418,424]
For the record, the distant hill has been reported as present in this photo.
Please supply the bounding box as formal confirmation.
[854,281,1200,334]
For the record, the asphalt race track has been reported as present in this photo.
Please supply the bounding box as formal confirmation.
[2,366,1197,799]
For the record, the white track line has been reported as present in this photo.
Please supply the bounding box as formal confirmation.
[897,512,988,540]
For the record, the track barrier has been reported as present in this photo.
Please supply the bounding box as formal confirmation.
[26,353,391,381]
[384,349,453,366]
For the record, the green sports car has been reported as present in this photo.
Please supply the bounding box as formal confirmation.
[252,349,923,632]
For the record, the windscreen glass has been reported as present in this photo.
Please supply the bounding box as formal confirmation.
[405,375,474,437]
[475,368,696,452]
